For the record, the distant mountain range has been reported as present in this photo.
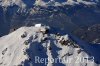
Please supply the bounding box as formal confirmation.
[0,0,100,43]
[0,0,99,7]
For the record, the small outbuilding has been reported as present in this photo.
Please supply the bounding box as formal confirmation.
[35,24,50,34]
[35,24,42,27]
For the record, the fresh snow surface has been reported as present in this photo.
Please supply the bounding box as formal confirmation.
[0,26,100,66]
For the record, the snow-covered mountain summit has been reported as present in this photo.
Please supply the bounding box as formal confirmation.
[0,24,100,66]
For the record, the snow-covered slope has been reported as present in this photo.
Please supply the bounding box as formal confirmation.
[0,25,99,66]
